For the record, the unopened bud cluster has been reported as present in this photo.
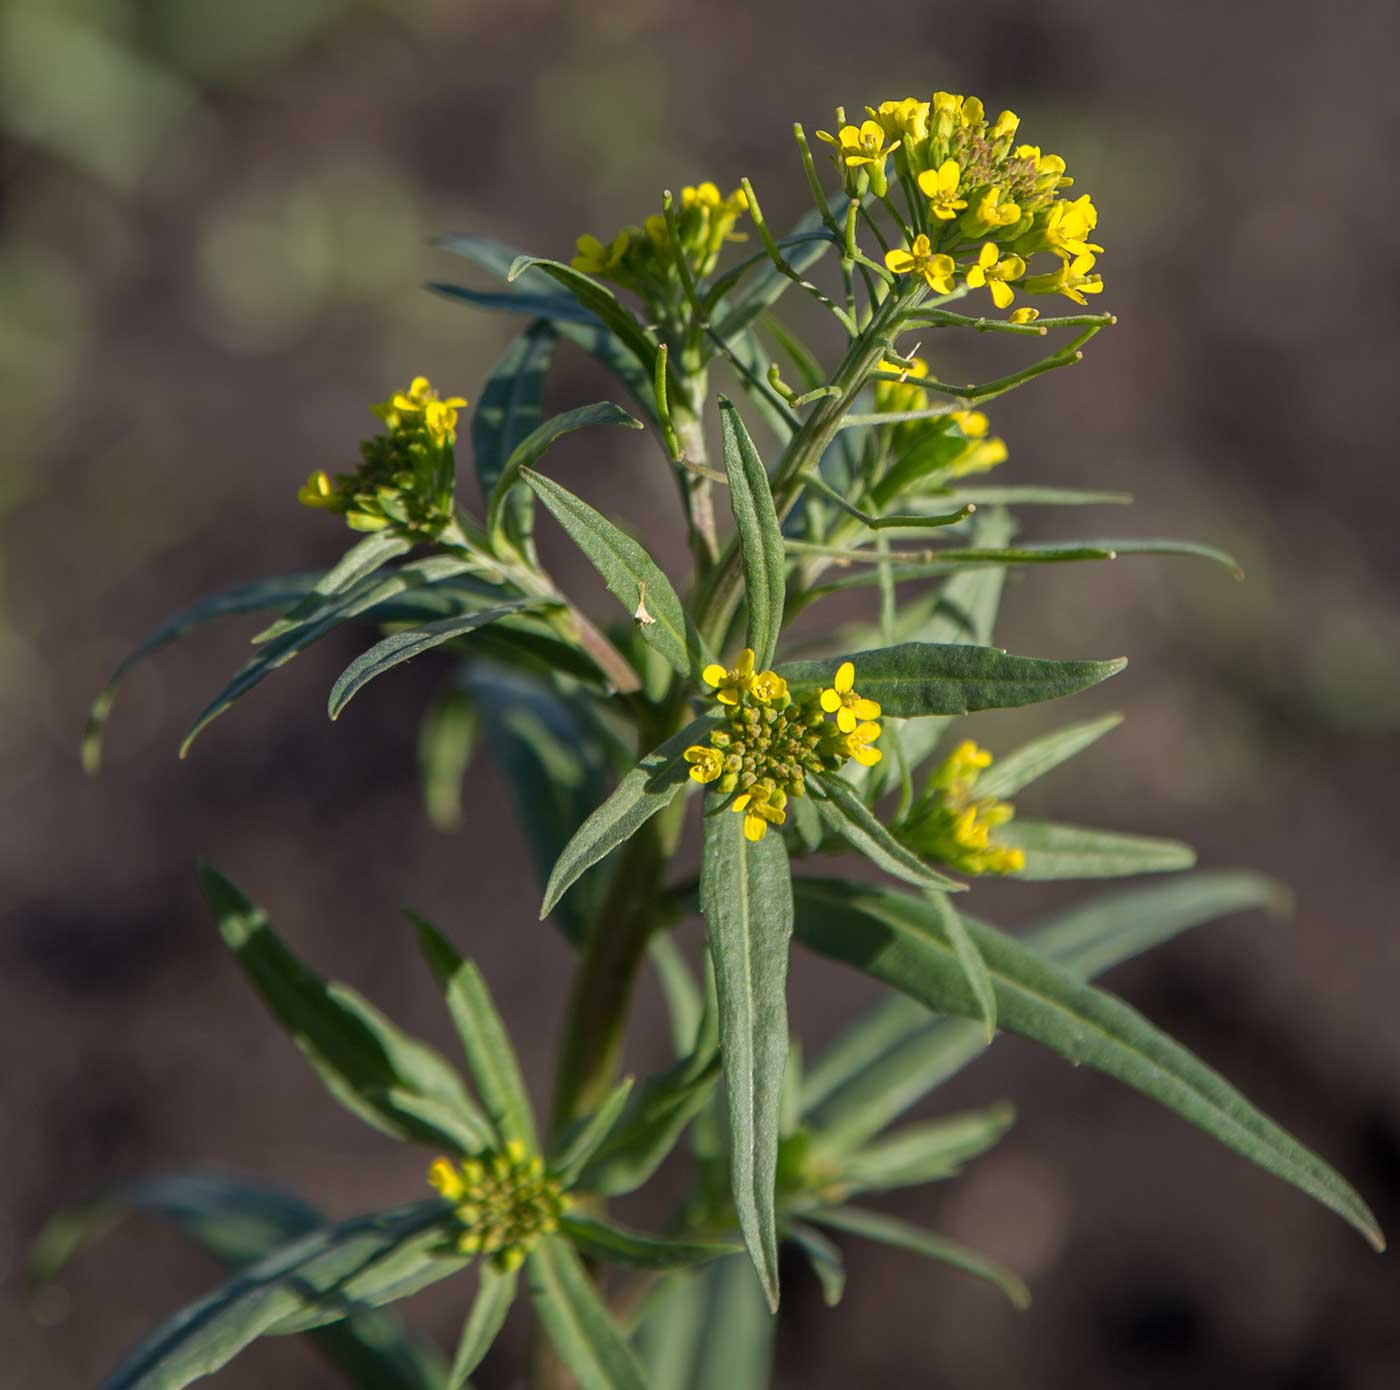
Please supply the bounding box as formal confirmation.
[428,1141,572,1273]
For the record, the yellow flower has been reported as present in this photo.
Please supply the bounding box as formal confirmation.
[1009,306,1040,324]
[874,355,930,416]
[684,745,725,784]
[1043,194,1103,258]
[844,721,883,767]
[703,648,756,706]
[732,781,788,842]
[1024,251,1104,305]
[966,185,1021,232]
[949,409,989,438]
[297,470,338,511]
[946,435,1008,478]
[572,230,630,275]
[816,120,898,169]
[901,739,1024,875]
[821,660,882,734]
[1014,145,1073,191]
[428,1156,466,1201]
[867,97,930,145]
[965,242,1027,309]
[373,375,468,446]
[884,234,956,293]
[751,670,790,705]
[991,109,1020,141]
[917,159,968,220]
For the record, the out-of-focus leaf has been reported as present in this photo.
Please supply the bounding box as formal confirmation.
[718,397,785,669]
[448,1262,517,1387]
[200,867,490,1152]
[419,683,479,831]
[837,1101,1015,1192]
[998,820,1196,880]
[549,1078,634,1185]
[254,531,413,644]
[700,814,793,1311]
[783,1220,844,1306]
[429,280,599,324]
[793,878,1384,1251]
[976,712,1124,798]
[561,1216,738,1269]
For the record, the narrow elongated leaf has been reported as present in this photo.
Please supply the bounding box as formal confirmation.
[254,532,413,644]
[448,1262,517,1387]
[541,715,721,919]
[507,256,661,381]
[472,320,556,550]
[430,280,599,324]
[561,1216,738,1269]
[413,918,537,1149]
[522,468,705,678]
[649,935,704,1056]
[999,819,1196,880]
[976,712,1124,798]
[779,641,1125,718]
[527,1235,650,1390]
[200,867,489,1152]
[793,878,1384,1250]
[924,890,997,1041]
[805,871,1289,1153]
[813,774,963,893]
[783,1221,844,1306]
[486,401,643,544]
[419,684,478,831]
[83,573,319,774]
[838,1102,1015,1192]
[812,1206,1030,1309]
[328,601,539,720]
[102,1200,464,1390]
[549,1078,634,1185]
[718,397,785,668]
[700,814,793,1311]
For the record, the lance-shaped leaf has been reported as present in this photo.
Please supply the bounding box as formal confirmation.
[549,1078,634,1185]
[30,1174,447,1390]
[448,1262,517,1387]
[811,1206,1030,1310]
[792,878,1384,1251]
[485,401,643,545]
[419,683,478,832]
[561,1215,739,1270]
[923,891,997,1041]
[328,600,542,720]
[541,714,722,920]
[783,1221,844,1306]
[976,712,1124,798]
[718,397,785,668]
[998,820,1196,880]
[837,1101,1016,1193]
[200,867,490,1153]
[522,468,707,678]
[254,531,413,644]
[472,320,556,550]
[804,870,1290,1155]
[779,641,1125,718]
[102,1200,465,1390]
[700,814,793,1311]
[430,279,599,324]
[527,1235,650,1390]
[413,916,537,1149]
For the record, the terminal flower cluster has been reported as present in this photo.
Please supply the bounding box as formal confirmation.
[896,739,1025,876]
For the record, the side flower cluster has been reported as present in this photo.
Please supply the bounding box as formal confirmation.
[895,739,1025,876]
[819,91,1103,313]
[297,375,464,538]
[428,1142,572,1273]
[684,653,883,842]
[873,356,1008,476]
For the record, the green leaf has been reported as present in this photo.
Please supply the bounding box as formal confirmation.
[328,601,541,721]
[812,773,963,893]
[549,1078,634,1185]
[783,1221,844,1306]
[472,320,556,552]
[83,573,320,774]
[718,397,785,668]
[522,468,706,678]
[700,813,793,1311]
[541,715,721,919]
[200,867,490,1152]
[804,871,1289,1154]
[792,878,1384,1251]
[649,935,704,1056]
[812,1206,1030,1310]
[102,1200,464,1390]
[429,280,599,324]
[448,1262,517,1387]
[507,256,661,383]
[941,485,1132,507]
[527,1235,650,1390]
[562,1215,738,1270]
[837,1101,1016,1192]
[180,554,480,757]
[976,712,1124,798]
[780,641,1125,719]
[418,684,478,832]
[413,917,537,1149]
[924,891,997,1042]
[999,819,1197,880]
[254,532,414,644]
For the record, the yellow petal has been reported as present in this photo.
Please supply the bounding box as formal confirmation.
[979,242,998,269]
[834,661,855,693]
[743,814,767,842]
[854,697,882,720]
[966,266,987,288]
[885,249,915,273]
[820,689,842,713]
[837,707,857,735]
[990,279,1015,309]
[702,663,727,688]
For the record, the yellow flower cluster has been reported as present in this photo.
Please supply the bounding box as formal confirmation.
[428,1142,572,1274]
[297,375,464,538]
[814,91,1104,313]
[872,357,1009,476]
[896,739,1025,876]
[684,652,883,842]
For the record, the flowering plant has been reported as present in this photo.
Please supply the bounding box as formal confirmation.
[46,89,1381,1389]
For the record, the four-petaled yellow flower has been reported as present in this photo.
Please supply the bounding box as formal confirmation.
[703,647,756,706]
[374,376,468,447]
[967,185,1021,232]
[1042,194,1103,259]
[1025,252,1104,305]
[732,781,788,842]
[751,670,789,704]
[817,120,899,169]
[965,242,1027,309]
[821,660,882,734]
[867,97,930,145]
[991,109,1020,141]
[884,234,956,293]
[684,745,725,784]
[572,230,629,275]
[845,721,883,767]
[917,159,968,220]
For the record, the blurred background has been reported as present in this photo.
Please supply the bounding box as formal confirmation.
[4,0,1399,1384]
